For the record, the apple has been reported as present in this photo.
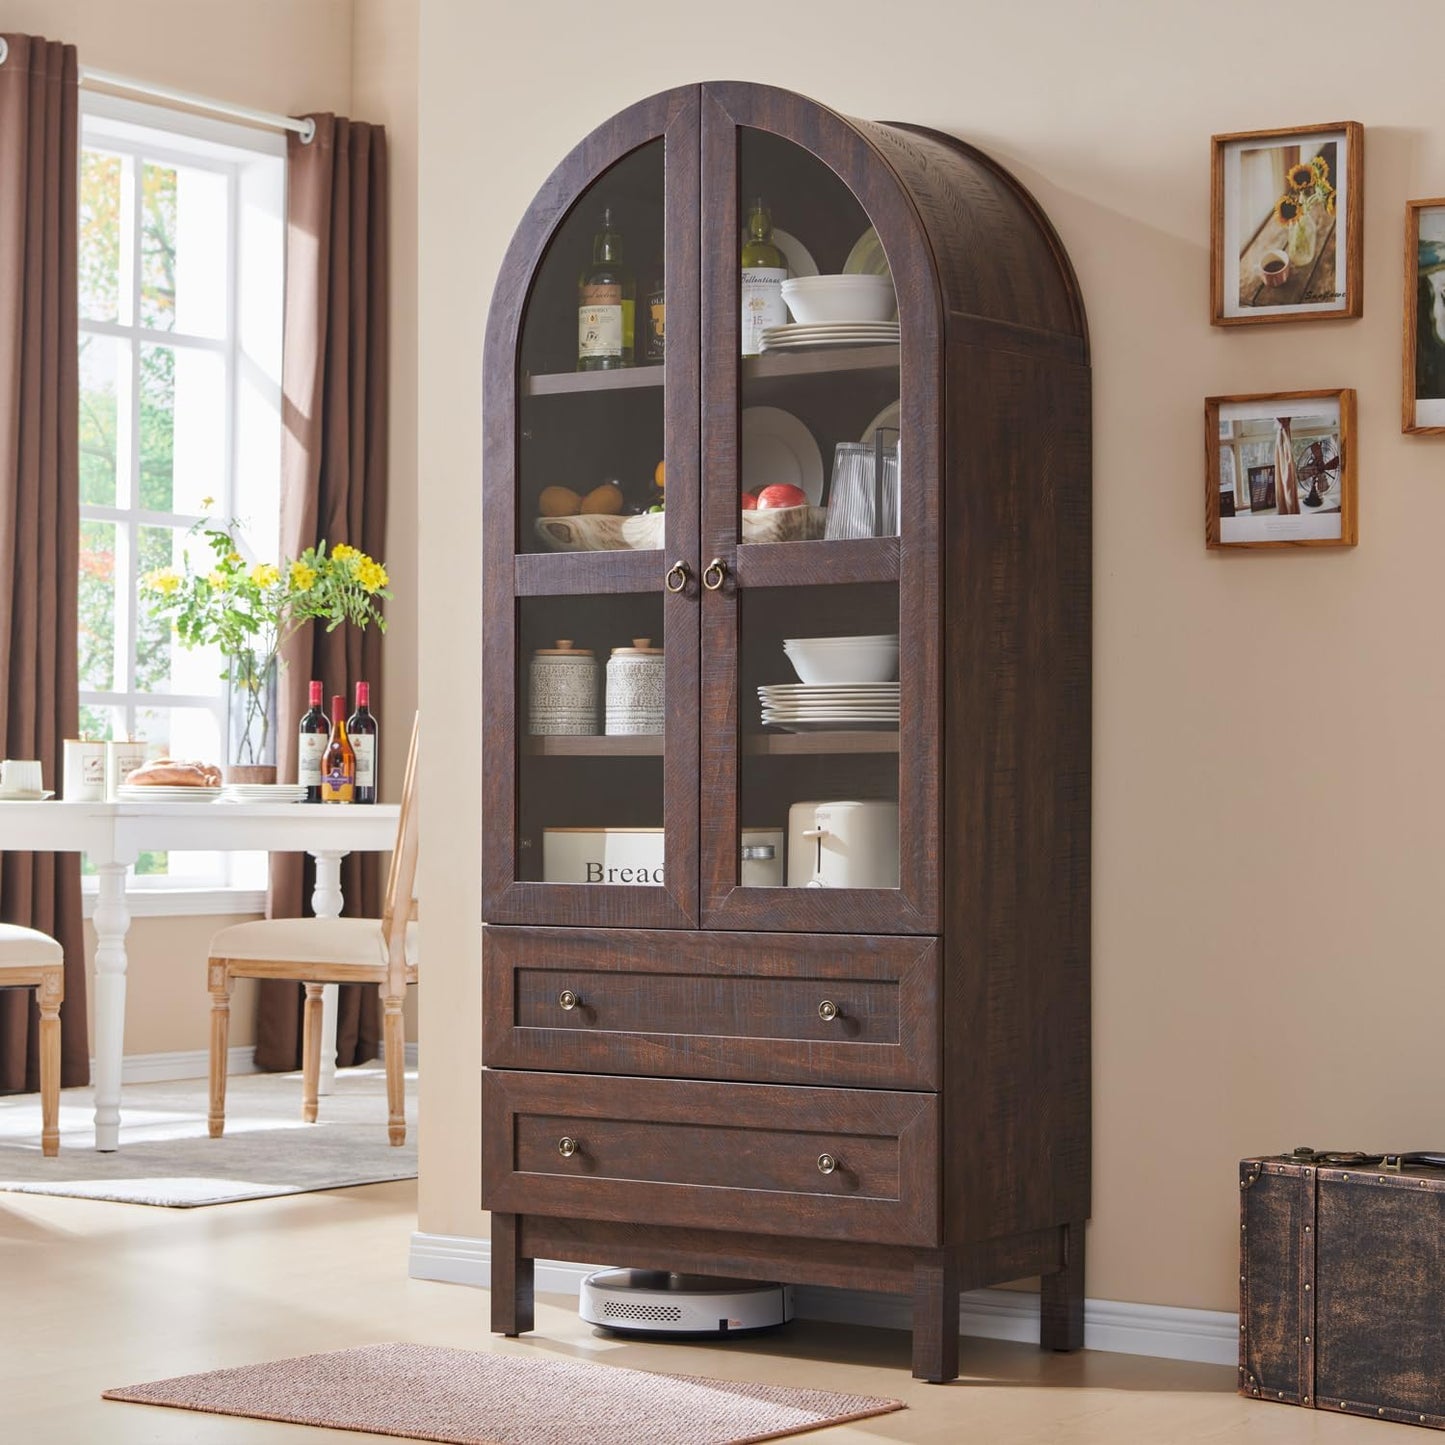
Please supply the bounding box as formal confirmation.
[755,484,808,510]
[740,491,758,510]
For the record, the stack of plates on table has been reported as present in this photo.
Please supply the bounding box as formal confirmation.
[758,321,900,352]
[219,783,307,804]
[115,785,223,803]
[758,682,900,732]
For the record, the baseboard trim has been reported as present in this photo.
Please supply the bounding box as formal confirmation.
[95,1046,262,1084]
[407,1231,1239,1367]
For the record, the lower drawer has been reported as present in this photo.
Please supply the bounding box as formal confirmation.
[481,1070,938,1247]
[483,926,939,1089]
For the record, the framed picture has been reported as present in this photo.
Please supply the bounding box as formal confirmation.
[1211,122,1363,325]
[1403,199,1445,434]
[1206,390,1357,549]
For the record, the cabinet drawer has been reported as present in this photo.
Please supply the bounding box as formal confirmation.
[482,1071,938,1246]
[483,926,939,1089]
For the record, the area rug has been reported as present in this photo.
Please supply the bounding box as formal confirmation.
[0,1065,416,1206]
[103,1343,904,1444]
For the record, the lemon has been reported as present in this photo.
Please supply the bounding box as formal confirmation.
[654,459,665,491]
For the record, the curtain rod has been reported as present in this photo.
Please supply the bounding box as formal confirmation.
[0,41,314,142]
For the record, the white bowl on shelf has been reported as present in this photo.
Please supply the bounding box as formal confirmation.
[783,634,900,684]
[780,275,897,324]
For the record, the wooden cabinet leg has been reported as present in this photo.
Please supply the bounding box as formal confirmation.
[911,1253,960,1382]
[490,1213,534,1337]
[1040,1220,1086,1351]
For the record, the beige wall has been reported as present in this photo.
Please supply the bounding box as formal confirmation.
[0,0,419,1054]
[417,0,1445,1313]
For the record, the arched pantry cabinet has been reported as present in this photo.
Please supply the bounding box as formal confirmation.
[480,82,1091,1382]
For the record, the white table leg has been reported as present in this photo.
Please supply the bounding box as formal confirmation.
[91,862,131,1152]
[309,849,348,1096]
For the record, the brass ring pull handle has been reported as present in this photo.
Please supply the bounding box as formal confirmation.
[818,1000,840,1022]
[557,1136,579,1158]
[817,1153,839,1175]
[702,558,728,591]
[664,560,690,593]
[558,989,580,1012]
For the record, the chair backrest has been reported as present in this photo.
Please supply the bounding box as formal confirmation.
[381,713,420,983]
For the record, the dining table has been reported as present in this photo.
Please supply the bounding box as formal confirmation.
[0,798,400,1151]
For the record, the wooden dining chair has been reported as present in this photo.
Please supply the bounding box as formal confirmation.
[206,716,419,1145]
[0,925,64,1156]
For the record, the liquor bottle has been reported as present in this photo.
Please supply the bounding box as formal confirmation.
[320,694,355,803]
[297,680,328,803]
[347,680,379,804]
[740,196,788,357]
[577,207,634,371]
[643,254,665,365]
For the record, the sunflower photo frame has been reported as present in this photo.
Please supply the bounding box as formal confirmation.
[1211,122,1363,325]
[1206,389,1356,549]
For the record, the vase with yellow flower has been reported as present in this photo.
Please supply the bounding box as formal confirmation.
[1276,153,1335,271]
[142,520,391,784]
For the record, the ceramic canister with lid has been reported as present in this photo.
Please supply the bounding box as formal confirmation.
[605,638,664,735]
[528,640,599,735]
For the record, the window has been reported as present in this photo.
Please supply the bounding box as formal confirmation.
[77,96,285,897]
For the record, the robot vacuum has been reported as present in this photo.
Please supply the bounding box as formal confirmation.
[580,1269,794,1338]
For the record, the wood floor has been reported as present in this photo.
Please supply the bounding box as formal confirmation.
[0,1179,1386,1442]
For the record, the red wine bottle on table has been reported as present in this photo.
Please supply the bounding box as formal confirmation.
[320,694,355,803]
[298,680,328,803]
[347,680,378,804]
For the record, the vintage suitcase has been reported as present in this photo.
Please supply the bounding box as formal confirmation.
[1241,1149,1445,1429]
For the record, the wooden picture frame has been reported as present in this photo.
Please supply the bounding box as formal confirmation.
[1211,122,1363,325]
[1403,199,1445,434]
[1206,389,1356,549]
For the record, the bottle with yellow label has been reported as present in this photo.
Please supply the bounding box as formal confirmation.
[741,196,787,357]
[577,207,634,371]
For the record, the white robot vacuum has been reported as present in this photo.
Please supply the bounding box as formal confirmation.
[580,1269,794,1338]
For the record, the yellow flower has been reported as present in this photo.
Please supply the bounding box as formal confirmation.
[357,559,388,592]
[1311,154,1329,184]
[331,543,357,562]
[145,568,181,595]
[1287,162,1315,191]
[225,551,242,566]
[206,570,230,591]
[290,561,318,591]
[1274,195,1302,226]
[250,562,281,588]
[201,496,216,510]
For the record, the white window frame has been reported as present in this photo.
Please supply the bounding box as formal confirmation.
[78,95,285,914]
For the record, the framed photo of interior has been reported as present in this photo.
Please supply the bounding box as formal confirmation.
[1403,199,1445,433]
[1211,122,1363,325]
[1206,389,1356,549]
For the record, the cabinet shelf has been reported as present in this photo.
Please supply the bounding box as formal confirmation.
[523,734,663,756]
[522,366,665,397]
[744,730,900,755]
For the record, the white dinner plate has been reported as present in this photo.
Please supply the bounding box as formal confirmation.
[116,786,223,802]
[860,400,902,446]
[843,226,893,279]
[763,719,900,733]
[740,406,824,505]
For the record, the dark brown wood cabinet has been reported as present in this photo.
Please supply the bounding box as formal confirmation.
[481,82,1091,1382]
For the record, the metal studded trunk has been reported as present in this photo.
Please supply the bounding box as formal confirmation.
[1240,1154,1445,1429]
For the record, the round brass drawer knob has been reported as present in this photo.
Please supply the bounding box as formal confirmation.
[558,989,580,1011]
[817,1152,839,1175]
[557,1136,579,1158]
[818,1000,839,1022]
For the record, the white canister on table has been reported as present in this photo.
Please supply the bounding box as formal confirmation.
[104,740,149,800]
[528,640,599,736]
[605,638,664,735]
[63,739,108,801]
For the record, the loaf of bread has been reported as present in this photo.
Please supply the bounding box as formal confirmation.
[123,758,223,787]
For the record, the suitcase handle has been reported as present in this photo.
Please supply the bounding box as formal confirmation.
[1290,1145,1445,1169]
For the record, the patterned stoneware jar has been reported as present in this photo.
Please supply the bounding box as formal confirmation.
[528,640,599,735]
[605,638,665,735]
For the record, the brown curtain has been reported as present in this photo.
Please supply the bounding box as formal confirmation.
[0,35,87,1090]
[255,114,390,1071]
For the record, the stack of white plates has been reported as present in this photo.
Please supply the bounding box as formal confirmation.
[758,682,900,733]
[219,783,308,805]
[115,785,223,803]
[758,321,900,353]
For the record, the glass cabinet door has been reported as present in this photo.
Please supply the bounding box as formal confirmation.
[482,95,700,928]
[697,94,941,933]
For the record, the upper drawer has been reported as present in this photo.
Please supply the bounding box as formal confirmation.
[483,926,939,1089]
